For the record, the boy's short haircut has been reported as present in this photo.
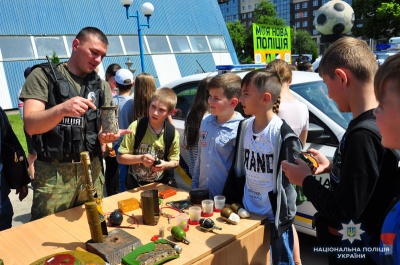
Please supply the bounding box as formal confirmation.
[116,83,132,93]
[374,52,400,102]
[318,37,377,82]
[208,73,241,99]
[151,87,177,111]
[241,69,282,103]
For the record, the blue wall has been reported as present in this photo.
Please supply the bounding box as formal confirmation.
[0,0,238,110]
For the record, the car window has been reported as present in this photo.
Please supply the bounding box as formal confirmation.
[290,81,351,129]
[172,82,200,120]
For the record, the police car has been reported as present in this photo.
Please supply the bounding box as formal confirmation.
[163,64,352,237]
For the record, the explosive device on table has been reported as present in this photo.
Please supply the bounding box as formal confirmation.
[81,151,108,243]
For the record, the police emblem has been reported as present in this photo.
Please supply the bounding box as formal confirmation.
[87,92,96,103]
[347,227,356,237]
[339,220,364,244]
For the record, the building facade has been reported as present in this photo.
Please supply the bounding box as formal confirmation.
[0,0,237,110]
[219,0,353,54]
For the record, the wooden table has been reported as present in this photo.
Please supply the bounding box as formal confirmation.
[0,183,270,265]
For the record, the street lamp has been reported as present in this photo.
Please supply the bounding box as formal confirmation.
[120,0,154,73]
[125,57,136,74]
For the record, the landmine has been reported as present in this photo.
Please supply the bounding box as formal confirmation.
[86,228,142,265]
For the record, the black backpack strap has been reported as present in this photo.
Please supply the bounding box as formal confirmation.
[163,120,175,161]
[134,117,175,158]
[134,117,149,151]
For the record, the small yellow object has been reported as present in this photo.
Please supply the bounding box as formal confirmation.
[118,198,140,213]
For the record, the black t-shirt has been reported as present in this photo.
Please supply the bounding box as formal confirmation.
[303,110,400,241]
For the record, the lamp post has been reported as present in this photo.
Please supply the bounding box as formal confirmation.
[125,57,136,74]
[120,0,154,73]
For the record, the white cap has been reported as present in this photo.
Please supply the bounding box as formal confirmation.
[115,69,133,85]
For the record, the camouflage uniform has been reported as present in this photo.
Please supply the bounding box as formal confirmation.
[31,157,104,220]
[20,63,112,220]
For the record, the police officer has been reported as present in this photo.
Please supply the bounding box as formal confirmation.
[20,27,130,220]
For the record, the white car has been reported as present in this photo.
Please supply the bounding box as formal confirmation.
[163,69,351,237]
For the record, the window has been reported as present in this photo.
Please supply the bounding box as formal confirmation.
[208,36,227,52]
[302,2,308,8]
[0,37,34,60]
[248,5,251,10]
[248,13,252,18]
[188,36,210,52]
[169,36,191,53]
[254,3,257,8]
[106,36,124,56]
[295,3,300,10]
[313,0,318,6]
[302,21,308,27]
[313,10,317,16]
[122,35,149,55]
[313,29,319,35]
[66,36,75,54]
[34,36,68,58]
[295,13,300,19]
[146,36,171,53]
[303,12,308,18]
[296,22,301,28]
[242,6,245,11]
[242,13,246,19]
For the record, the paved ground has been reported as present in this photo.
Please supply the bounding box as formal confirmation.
[9,184,33,226]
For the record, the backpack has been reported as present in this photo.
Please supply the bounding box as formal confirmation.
[0,107,31,189]
[131,116,177,187]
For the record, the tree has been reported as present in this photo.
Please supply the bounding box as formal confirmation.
[243,0,288,60]
[50,51,60,64]
[352,0,400,40]
[253,0,287,26]
[226,20,246,60]
[376,2,400,39]
[291,29,318,60]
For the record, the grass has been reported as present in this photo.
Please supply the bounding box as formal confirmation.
[7,113,28,155]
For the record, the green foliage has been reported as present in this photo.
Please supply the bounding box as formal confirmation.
[226,20,246,59]
[291,29,318,57]
[253,0,287,26]
[245,56,253,64]
[7,113,28,155]
[242,0,288,62]
[376,2,400,39]
[353,0,400,40]
[51,51,60,64]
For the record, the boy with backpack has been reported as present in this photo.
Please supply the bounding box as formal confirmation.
[117,87,180,189]
[282,37,400,264]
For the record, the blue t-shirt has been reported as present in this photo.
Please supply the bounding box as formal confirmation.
[192,112,243,199]
[380,200,400,264]
[113,95,133,147]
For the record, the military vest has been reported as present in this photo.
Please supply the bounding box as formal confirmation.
[32,63,104,162]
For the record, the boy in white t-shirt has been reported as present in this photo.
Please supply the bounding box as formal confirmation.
[238,69,302,264]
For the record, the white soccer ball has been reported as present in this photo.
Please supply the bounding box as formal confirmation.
[313,0,354,35]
